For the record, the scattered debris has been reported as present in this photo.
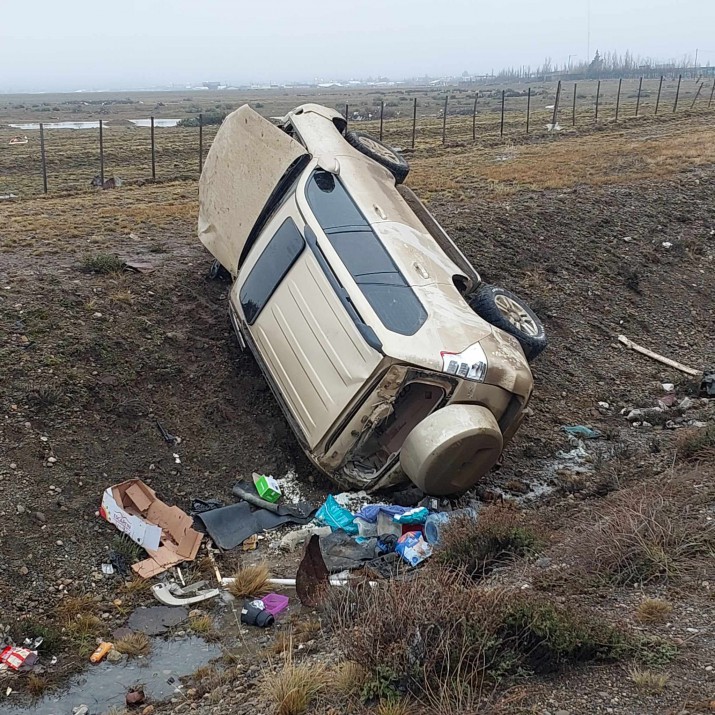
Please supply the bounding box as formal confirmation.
[91,175,123,190]
[262,593,289,617]
[90,642,114,664]
[701,370,715,398]
[241,599,274,628]
[279,524,332,552]
[252,472,282,503]
[424,507,479,545]
[122,260,157,274]
[561,425,602,439]
[395,531,432,567]
[156,421,181,445]
[232,480,314,519]
[618,334,700,376]
[296,535,330,607]
[9,135,28,145]
[151,582,219,607]
[0,645,38,672]
[126,688,146,706]
[315,495,358,535]
[100,479,203,578]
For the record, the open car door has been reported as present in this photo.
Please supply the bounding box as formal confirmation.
[198,105,309,276]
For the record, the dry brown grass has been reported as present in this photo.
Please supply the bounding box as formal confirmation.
[675,426,715,463]
[375,699,410,715]
[189,614,215,636]
[628,665,670,692]
[331,661,368,697]
[55,594,98,620]
[262,650,327,715]
[119,576,152,596]
[636,598,673,624]
[227,562,271,599]
[26,674,49,696]
[114,631,151,657]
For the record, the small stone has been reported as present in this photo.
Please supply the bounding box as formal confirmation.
[106,648,125,663]
[686,627,699,634]
[16,504,25,514]
[556,711,570,715]
[186,688,197,698]
[92,312,103,319]
[188,609,203,619]
[705,665,713,672]
[141,707,155,715]
[9,463,16,470]
[33,512,46,523]
[679,396,695,411]
[126,689,145,706]
[47,456,57,464]
[19,566,29,576]
[56,540,63,546]
[40,436,48,442]
[73,706,89,715]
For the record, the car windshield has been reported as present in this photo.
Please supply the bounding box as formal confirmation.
[306,170,427,336]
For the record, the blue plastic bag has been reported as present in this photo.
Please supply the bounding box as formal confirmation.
[315,495,358,535]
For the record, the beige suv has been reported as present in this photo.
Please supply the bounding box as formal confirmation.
[199,104,546,496]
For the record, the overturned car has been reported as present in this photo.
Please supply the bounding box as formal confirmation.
[198,103,546,495]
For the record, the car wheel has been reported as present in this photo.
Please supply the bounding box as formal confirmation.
[208,259,231,281]
[345,131,409,184]
[469,284,547,361]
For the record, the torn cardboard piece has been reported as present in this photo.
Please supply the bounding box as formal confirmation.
[100,479,202,578]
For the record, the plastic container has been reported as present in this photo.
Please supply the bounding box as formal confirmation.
[424,508,479,546]
[262,593,289,617]
[90,641,114,663]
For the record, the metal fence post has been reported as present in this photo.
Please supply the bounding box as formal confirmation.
[500,90,505,136]
[442,95,448,145]
[673,74,682,112]
[551,80,562,128]
[198,113,203,176]
[40,122,48,194]
[379,100,384,141]
[99,119,104,184]
[690,82,703,110]
[572,82,577,126]
[595,79,601,122]
[472,93,478,141]
[655,75,664,114]
[526,87,531,133]
[635,77,643,116]
[150,116,156,180]
[411,97,417,149]
[615,78,622,121]
[709,80,715,108]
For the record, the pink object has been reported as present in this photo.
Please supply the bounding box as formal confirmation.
[262,593,289,616]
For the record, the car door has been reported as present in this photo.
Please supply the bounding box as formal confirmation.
[198,104,308,276]
[234,201,382,449]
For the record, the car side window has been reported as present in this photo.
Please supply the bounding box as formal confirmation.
[306,171,427,336]
[239,217,305,324]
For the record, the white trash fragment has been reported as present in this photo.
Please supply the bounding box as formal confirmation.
[173,453,181,464]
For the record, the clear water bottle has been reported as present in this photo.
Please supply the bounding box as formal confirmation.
[424,507,479,546]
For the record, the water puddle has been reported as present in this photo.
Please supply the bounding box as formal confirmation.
[4,637,221,715]
[7,119,180,130]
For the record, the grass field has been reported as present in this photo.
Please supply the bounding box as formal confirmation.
[1,77,711,197]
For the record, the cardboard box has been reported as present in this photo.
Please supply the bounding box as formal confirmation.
[252,472,282,503]
[100,479,202,578]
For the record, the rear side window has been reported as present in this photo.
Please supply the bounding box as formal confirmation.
[306,171,427,336]
[240,218,304,324]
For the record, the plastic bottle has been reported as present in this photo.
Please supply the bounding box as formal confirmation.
[90,641,114,663]
[424,508,479,546]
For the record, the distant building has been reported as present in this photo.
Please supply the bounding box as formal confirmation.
[203,81,222,90]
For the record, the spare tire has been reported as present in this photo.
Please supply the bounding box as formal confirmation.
[345,131,409,184]
[469,284,547,361]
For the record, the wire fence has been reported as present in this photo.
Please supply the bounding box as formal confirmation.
[1,76,713,198]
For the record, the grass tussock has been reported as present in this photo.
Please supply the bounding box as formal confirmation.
[376,699,410,715]
[55,594,98,621]
[636,598,673,624]
[80,252,124,274]
[332,660,368,697]
[435,504,540,577]
[262,650,327,715]
[64,613,105,656]
[189,614,216,637]
[119,576,152,596]
[676,426,715,463]
[14,619,64,656]
[573,491,714,584]
[114,631,151,657]
[227,562,271,599]
[26,674,49,696]
[628,665,669,692]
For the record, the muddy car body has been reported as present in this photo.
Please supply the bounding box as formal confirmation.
[199,104,545,495]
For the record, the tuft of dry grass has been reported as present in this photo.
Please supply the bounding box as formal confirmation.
[262,650,327,715]
[26,674,49,696]
[636,598,673,624]
[676,426,715,463]
[189,614,215,637]
[227,562,271,599]
[119,576,152,596]
[376,699,410,715]
[628,665,669,692]
[55,594,98,621]
[64,613,105,656]
[114,631,151,657]
[331,661,368,697]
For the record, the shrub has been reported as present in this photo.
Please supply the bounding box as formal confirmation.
[178,111,226,127]
[435,505,540,577]
[115,631,151,657]
[80,252,123,274]
[636,598,673,624]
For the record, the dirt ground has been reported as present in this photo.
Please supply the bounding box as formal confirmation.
[1,109,714,714]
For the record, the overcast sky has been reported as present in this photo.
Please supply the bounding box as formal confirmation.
[2,0,713,91]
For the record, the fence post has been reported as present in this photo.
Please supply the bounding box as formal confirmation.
[615,78,622,121]
[411,97,417,149]
[379,100,384,141]
[500,90,505,136]
[39,122,48,194]
[99,119,104,184]
[572,82,577,126]
[551,80,562,129]
[442,95,448,145]
[526,87,531,133]
[673,74,682,112]
[472,93,478,141]
[690,82,703,110]
[198,113,203,176]
[635,77,643,116]
[345,103,349,131]
[595,79,601,122]
[709,80,715,108]
[150,116,156,180]
[655,75,664,114]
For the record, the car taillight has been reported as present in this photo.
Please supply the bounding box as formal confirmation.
[440,343,488,383]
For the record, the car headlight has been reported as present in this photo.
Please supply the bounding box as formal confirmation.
[440,343,488,382]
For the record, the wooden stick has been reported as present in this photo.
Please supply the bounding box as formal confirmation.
[618,335,700,376]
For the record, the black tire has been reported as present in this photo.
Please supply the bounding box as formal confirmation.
[208,259,231,281]
[469,284,547,361]
[345,131,409,184]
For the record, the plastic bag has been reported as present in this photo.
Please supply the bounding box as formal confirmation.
[315,495,358,535]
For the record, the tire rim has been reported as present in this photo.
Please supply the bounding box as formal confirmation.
[494,294,540,337]
[359,136,399,164]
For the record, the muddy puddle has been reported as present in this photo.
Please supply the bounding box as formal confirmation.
[5,637,221,715]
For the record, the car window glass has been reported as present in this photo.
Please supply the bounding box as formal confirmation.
[239,217,304,324]
[306,171,427,336]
